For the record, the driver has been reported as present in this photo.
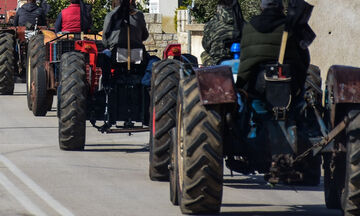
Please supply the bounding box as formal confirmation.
[102,0,158,86]
[236,0,310,92]
[54,0,92,33]
[102,0,149,51]
[14,0,46,27]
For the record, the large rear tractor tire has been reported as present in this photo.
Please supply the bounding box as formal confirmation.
[58,52,87,151]
[0,32,15,95]
[27,34,48,116]
[169,127,179,205]
[323,152,345,209]
[176,75,224,214]
[342,108,360,215]
[149,59,181,181]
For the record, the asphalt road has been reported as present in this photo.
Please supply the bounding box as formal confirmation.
[0,84,342,216]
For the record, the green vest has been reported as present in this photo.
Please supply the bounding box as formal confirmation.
[237,23,303,87]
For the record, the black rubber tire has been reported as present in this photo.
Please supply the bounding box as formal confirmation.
[181,54,198,68]
[149,59,181,181]
[32,66,48,116]
[323,152,345,209]
[342,108,360,215]
[305,64,322,100]
[169,127,179,205]
[58,52,87,151]
[28,34,48,116]
[0,32,15,95]
[177,75,224,214]
[307,64,322,88]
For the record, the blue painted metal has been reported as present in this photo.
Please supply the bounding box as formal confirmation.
[252,99,268,114]
[230,43,241,60]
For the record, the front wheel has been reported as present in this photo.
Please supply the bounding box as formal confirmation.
[0,32,15,95]
[149,59,181,181]
[58,52,87,151]
[342,107,360,215]
[27,34,47,116]
[176,75,224,214]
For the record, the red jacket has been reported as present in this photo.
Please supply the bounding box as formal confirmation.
[61,4,81,32]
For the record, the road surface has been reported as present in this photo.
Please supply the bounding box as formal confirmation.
[0,84,342,216]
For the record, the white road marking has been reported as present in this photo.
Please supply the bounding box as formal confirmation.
[0,172,47,216]
[0,154,75,216]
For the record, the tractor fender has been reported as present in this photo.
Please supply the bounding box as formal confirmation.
[194,65,236,105]
[40,29,57,44]
[326,65,360,104]
[326,65,360,127]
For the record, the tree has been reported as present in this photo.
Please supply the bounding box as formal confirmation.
[181,0,261,23]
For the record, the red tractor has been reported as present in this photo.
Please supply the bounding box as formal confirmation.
[26,31,103,116]
[52,39,196,150]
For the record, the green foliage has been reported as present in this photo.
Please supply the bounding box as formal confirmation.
[46,0,111,32]
[136,0,149,13]
[181,0,217,23]
[180,0,262,23]
[240,0,261,22]
[46,0,69,22]
[89,0,111,31]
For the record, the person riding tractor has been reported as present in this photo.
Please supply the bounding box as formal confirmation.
[14,0,46,27]
[236,0,311,91]
[235,0,320,185]
[54,0,92,33]
[102,0,159,87]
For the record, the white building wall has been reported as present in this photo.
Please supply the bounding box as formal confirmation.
[307,0,360,77]
[149,0,160,13]
[153,0,179,33]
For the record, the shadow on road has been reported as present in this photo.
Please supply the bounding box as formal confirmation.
[84,143,149,153]
[223,175,323,192]
[219,204,341,216]
[0,126,58,130]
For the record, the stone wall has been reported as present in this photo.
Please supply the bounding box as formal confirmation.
[143,13,178,58]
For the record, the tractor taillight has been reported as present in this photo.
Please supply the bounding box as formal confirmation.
[163,44,181,59]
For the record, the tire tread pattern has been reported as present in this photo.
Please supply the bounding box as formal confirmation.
[0,32,15,95]
[179,75,223,214]
[149,59,181,181]
[343,109,360,215]
[58,52,87,151]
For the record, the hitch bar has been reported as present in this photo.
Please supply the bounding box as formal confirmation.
[294,111,359,164]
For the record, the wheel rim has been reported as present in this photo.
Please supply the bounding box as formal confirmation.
[177,103,184,192]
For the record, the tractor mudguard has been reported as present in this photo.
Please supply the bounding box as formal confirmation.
[327,65,360,104]
[326,65,360,127]
[194,65,236,105]
[41,29,57,44]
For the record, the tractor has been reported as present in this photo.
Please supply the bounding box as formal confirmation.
[148,51,360,215]
[0,0,46,95]
[49,31,197,150]
[147,5,360,216]
[25,31,103,116]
